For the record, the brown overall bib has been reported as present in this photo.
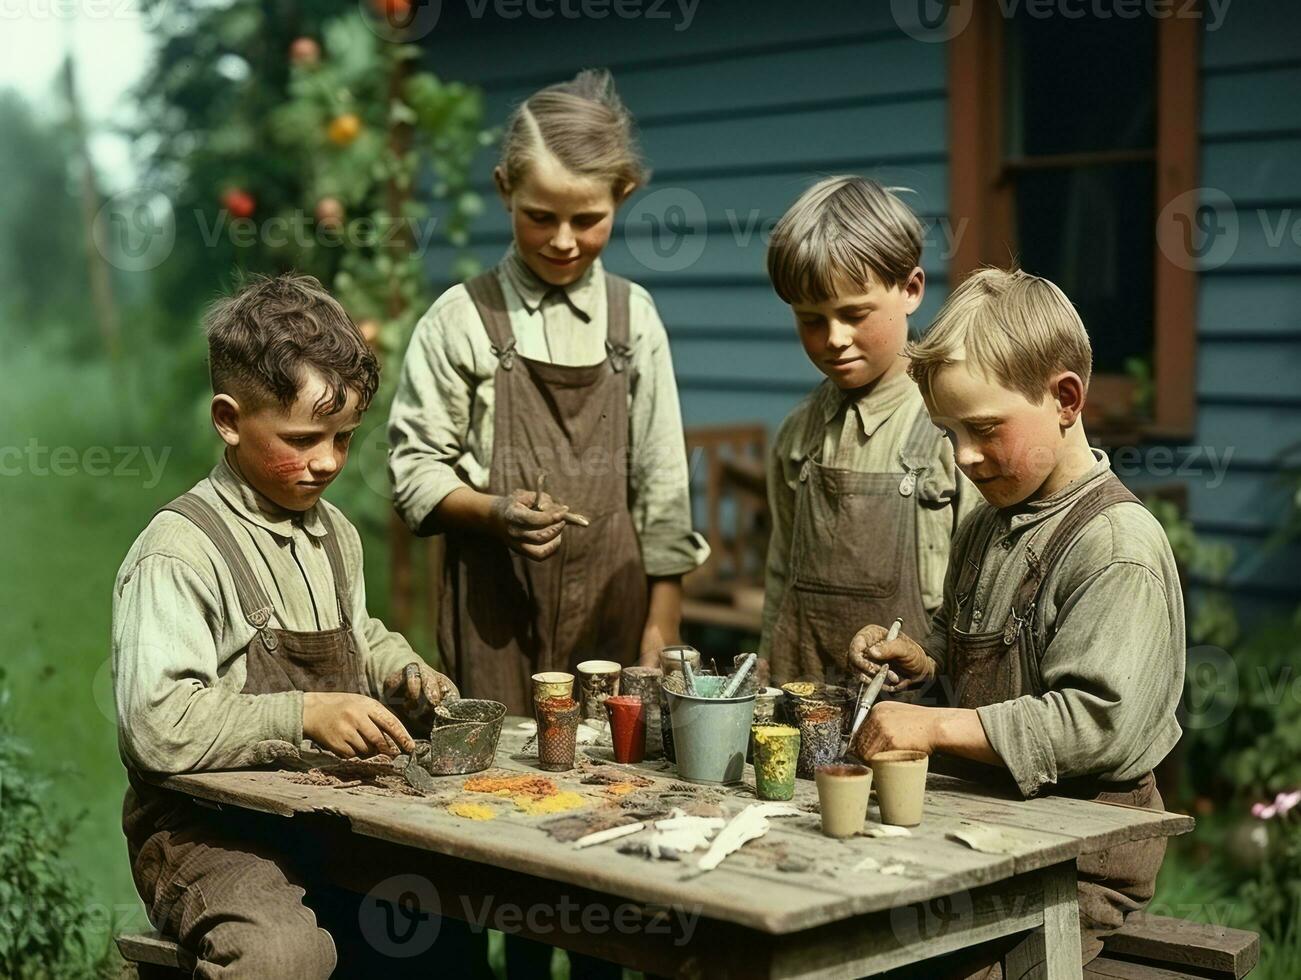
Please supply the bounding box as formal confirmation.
[439,271,648,716]
[121,493,390,978]
[769,402,943,688]
[943,474,1168,973]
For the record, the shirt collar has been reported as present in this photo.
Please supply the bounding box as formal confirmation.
[209,454,328,539]
[818,369,917,439]
[1004,449,1114,530]
[500,244,600,321]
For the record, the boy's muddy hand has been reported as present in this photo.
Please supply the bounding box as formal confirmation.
[382,662,459,731]
[302,692,415,759]
[491,489,570,561]
[848,624,933,693]
[849,701,937,761]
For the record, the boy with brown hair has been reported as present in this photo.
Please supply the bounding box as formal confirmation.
[760,176,975,686]
[850,268,1185,973]
[113,273,458,976]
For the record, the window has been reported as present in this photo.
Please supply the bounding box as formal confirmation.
[949,4,1200,440]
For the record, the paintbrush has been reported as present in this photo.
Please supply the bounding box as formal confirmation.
[721,652,756,699]
[532,471,592,527]
[847,617,903,749]
[682,658,698,696]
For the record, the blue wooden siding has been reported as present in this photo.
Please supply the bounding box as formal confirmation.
[421,0,1299,618]
[1191,0,1301,614]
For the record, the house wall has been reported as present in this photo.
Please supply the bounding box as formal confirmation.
[420,0,1299,621]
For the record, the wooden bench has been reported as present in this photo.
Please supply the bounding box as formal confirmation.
[1086,914,1259,979]
[114,930,192,977]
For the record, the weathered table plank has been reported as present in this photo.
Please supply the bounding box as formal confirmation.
[157,720,1193,936]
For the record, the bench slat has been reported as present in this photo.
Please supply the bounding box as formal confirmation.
[115,931,193,970]
[1086,955,1202,980]
[1102,915,1259,978]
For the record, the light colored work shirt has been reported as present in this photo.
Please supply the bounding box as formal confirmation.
[760,371,977,657]
[922,451,1186,798]
[388,247,708,578]
[112,458,420,775]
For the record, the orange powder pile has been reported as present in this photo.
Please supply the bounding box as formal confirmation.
[463,773,558,799]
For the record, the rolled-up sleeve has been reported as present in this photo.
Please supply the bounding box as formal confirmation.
[388,297,478,535]
[113,555,302,774]
[975,560,1177,798]
[628,294,709,577]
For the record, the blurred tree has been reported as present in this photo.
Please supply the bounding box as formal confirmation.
[0,90,90,349]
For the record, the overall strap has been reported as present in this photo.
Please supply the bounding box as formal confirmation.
[1002,473,1142,647]
[896,402,943,498]
[315,507,353,626]
[603,273,633,373]
[465,271,518,370]
[157,493,276,631]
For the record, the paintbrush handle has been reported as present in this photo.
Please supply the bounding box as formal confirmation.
[721,653,756,698]
[848,617,904,745]
[682,659,697,696]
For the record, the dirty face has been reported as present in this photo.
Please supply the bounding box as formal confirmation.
[499,150,621,287]
[790,271,923,392]
[214,368,362,512]
[924,359,1069,508]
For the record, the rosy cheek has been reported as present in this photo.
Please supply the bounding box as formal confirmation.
[265,454,304,479]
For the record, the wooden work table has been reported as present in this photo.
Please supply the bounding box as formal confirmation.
[156,721,1193,979]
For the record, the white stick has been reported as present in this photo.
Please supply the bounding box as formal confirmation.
[848,617,903,747]
[573,822,645,849]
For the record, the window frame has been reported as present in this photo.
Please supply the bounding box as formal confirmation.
[947,3,1201,442]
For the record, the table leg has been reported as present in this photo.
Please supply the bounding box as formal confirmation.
[1003,861,1082,980]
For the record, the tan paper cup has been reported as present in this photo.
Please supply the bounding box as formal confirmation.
[815,763,873,838]
[531,671,575,703]
[869,750,929,827]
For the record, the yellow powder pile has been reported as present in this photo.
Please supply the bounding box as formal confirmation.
[516,791,587,816]
[447,800,497,821]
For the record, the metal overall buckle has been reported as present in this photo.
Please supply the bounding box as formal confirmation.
[605,340,633,374]
[1002,602,1033,646]
[490,339,517,370]
[247,607,278,650]
[897,453,929,498]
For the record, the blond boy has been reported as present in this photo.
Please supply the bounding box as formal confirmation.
[760,176,975,686]
[850,268,1185,972]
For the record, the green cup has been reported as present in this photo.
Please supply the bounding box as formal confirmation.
[751,724,800,801]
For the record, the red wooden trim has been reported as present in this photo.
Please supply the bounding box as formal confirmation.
[1152,9,1202,437]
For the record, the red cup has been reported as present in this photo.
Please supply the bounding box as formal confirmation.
[604,695,646,764]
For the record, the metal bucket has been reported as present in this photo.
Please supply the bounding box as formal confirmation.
[666,678,756,785]
[420,698,506,775]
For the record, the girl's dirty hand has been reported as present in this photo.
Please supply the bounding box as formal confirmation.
[491,489,569,561]
[302,692,415,759]
[848,624,933,692]
[382,662,459,731]
[849,701,937,761]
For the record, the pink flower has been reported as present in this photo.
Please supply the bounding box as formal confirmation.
[1274,790,1301,816]
[1253,801,1278,820]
